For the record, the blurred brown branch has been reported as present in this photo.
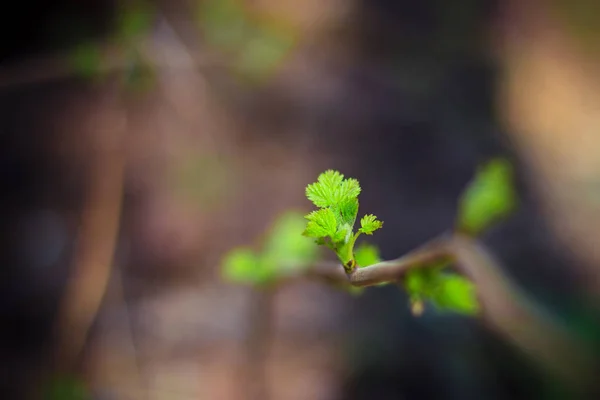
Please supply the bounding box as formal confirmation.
[52,83,127,374]
[299,233,596,393]
[0,40,221,90]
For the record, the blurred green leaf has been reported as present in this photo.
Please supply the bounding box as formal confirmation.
[69,43,102,80]
[198,0,298,80]
[222,211,320,286]
[354,243,381,267]
[43,376,89,400]
[222,247,267,285]
[263,211,320,274]
[198,0,248,51]
[116,2,155,42]
[457,158,517,235]
[431,274,480,315]
[233,24,296,79]
[404,262,479,316]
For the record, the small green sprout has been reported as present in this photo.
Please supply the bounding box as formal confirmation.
[303,170,383,272]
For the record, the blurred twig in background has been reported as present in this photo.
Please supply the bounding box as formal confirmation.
[296,233,596,394]
[52,83,127,374]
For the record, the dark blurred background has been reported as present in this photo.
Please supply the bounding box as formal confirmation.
[2,0,600,399]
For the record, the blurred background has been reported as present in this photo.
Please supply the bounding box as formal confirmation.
[2,0,600,398]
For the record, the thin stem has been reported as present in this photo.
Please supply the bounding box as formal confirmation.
[303,233,452,287]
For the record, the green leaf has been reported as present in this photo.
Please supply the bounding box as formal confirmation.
[222,212,321,287]
[332,224,352,244]
[354,243,381,267]
[303,208,338,239]
[338,178,362,203]
[359,214,383,235]
[457,158,517,235]
[336,197,359,226]
[305,170,347,208]
[431,275,480,315]
[403,259,480,316]
[263,211,319,274]
[222,247,268,285]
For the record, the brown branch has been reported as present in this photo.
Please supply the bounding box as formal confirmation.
[0,39,222,90]
[301,234,452,286]
[299,233,596,392]
[52,84,127,373]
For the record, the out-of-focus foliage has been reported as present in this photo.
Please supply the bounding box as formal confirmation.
[550,0,600,54]
[222,211,320,286]
[114,1,155,44]
[457,158,517,236]
[354,243,382,268]
[69,43,103,80]
[197,0,248,51]
[170,154,234,208]
[404,262,479,316]
[69,1,156,89]
[43,376,89,400]
[402,157,517,316]
[197,0,297,81]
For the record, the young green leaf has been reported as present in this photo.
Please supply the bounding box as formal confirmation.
[306,170,352,208]
[457,158,517,235]
[336,197,359,226]
[359,214,383,235]
[303,208,338,239]
[338,178,362,203]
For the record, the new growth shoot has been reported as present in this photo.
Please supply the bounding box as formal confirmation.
[303,170,383,273]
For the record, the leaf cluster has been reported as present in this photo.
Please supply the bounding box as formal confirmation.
[303,170,383,270]
[220,157,517,317]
